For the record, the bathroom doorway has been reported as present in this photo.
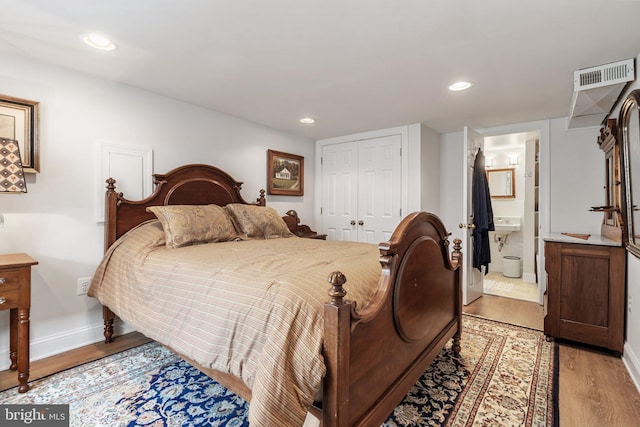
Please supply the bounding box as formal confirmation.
[483,130,540,303]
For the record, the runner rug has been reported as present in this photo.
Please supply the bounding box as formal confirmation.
[0,315,557,426]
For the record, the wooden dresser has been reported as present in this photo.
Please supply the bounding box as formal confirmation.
[544,235,625,353]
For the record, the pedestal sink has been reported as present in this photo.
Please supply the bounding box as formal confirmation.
[493,216,521,250]
[494,216,521,233]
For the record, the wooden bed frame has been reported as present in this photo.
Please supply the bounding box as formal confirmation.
[100,163,463,427]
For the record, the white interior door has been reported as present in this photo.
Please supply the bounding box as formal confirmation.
[321,135,402,243]
[357,135,402,243]
[322,142,359,241]
[462,126,485,305]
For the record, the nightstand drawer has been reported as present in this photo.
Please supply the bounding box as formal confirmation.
[0,288,19,309]
[0,270,20,291]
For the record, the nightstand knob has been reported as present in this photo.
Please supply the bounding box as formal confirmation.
[0,297,5,304]
[0,278,4,285]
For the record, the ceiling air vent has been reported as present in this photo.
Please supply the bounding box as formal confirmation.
[568,58,635,128]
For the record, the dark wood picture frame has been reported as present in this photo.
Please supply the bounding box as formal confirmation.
[0,94,40,173]
[267,149,304,196]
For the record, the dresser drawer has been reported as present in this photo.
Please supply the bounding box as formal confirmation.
[0,270,20,291]
[0,288,19,309]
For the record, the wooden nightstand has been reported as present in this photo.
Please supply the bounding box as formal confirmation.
[0,253,38,393]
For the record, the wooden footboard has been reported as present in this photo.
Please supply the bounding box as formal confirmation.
[323,211,462,427]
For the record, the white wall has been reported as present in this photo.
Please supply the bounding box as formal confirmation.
[548,120,604,234]
[438,131,464,244]
[414,124,441,215]
[0,54,314,368]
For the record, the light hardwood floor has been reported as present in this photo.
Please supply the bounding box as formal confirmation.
[483,271,539,302]
[0,332,152,392]
[1,296,639,426]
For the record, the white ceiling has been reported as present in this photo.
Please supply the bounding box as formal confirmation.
[1,0,639,140]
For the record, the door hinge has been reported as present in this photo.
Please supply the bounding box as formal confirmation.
[400,208,402,217]
[321,156,323,165]
[320,207,323,215]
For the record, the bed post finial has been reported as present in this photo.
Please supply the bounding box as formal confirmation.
[106,177,116,192]
[451,238,462,268]
[327,271,347,306]
[257,189,266,206]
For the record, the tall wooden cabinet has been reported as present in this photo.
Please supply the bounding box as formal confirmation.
[544,120,627,354]
[544,238,625,353]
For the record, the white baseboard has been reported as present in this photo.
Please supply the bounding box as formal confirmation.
[623,342,640,394]
[0,319,135,371]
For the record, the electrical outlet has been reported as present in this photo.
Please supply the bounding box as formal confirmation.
[77,277,92,296]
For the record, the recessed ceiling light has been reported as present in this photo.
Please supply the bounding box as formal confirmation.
[299,117,315,124]
[81,33,117,51]
[449,81,472,91]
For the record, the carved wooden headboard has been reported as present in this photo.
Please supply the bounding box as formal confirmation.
[104,164,265,251]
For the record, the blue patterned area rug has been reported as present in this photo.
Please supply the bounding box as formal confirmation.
[0,315,557,426]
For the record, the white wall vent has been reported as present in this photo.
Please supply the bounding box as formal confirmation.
[568,58,635,128]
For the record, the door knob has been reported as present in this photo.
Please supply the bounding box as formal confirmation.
[350,220,356,226]
[358,220,364,226]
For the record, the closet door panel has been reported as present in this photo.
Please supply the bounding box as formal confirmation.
[322,142,359,241]
[321,134,401,243]
[358,135,402,243]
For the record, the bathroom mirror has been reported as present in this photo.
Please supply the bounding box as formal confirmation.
[487,168,515,198]
[620,89,640,258]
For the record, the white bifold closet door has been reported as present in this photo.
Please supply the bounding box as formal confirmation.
[321,134,402,243]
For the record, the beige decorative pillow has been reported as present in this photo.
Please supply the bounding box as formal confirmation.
[225,204,294,239]
[146,204,239,248]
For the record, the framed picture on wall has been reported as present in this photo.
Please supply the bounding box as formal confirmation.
[267,149,304,196]
[0,94,40,173]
